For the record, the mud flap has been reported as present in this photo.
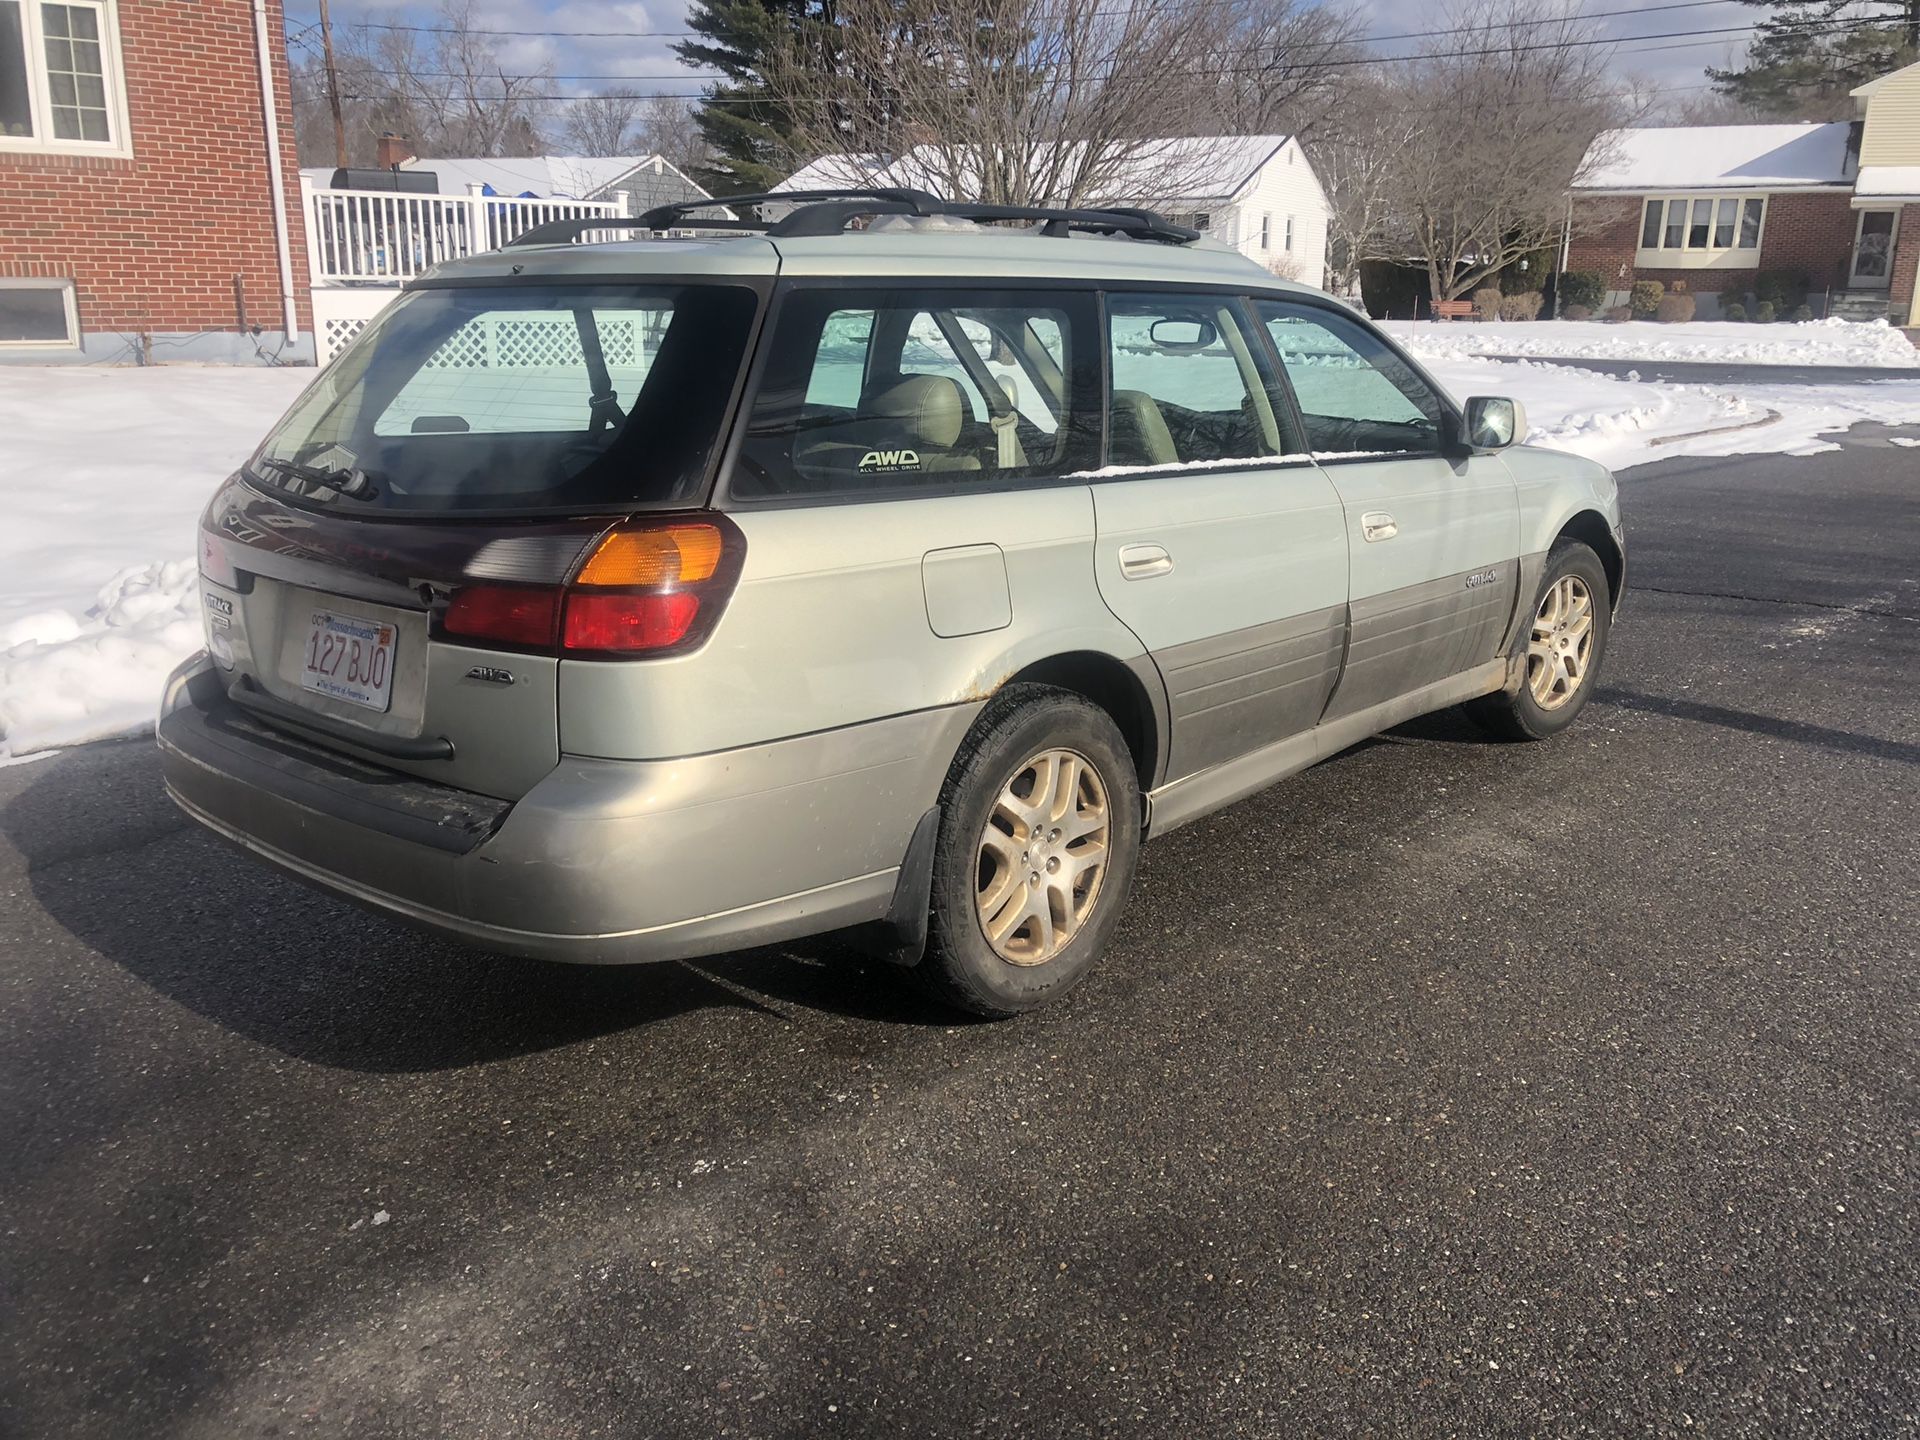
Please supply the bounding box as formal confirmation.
[839,805,941,967]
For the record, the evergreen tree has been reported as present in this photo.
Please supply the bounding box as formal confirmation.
[676,0,826,195]
[1709,0,1918,118]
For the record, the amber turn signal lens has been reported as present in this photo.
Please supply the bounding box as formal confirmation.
[576,524,724,587]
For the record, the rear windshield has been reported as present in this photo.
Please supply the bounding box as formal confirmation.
[251,283,758,514]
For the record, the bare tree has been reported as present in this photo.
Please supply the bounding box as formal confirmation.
[290,0,553,166]
[1361,0,1620,304]
[637,95,712,173]
[760,0,1360,209]
[1311,76,1422,294]
[566,89,643,156]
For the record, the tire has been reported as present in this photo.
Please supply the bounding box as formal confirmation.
[1465,540,1612,741]
[912,684,1143,1017]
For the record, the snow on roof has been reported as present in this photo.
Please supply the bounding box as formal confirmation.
[1575,123,1855,191]
[395,155,691,199]
[777,136,1293,205]
[1855,164,1920,199]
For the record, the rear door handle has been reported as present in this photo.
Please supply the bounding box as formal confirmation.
[1361,512,1398,543]
[1118,543,1173,580]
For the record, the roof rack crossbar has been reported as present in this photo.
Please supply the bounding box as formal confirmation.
[498,188,1200,250]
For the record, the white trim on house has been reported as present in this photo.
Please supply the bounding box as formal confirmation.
[0,0,133,158]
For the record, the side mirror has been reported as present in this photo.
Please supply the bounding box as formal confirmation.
[1463,396,1526,451]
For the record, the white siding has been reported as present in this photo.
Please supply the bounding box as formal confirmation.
[1214,139,1330,288]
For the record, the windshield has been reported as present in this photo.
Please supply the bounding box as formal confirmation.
[253,283,758,514]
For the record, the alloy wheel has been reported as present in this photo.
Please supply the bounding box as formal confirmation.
[974,748,1111,965]
[1528,574,1596,711]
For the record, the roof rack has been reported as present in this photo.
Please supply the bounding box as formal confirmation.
[501,188,1201,249]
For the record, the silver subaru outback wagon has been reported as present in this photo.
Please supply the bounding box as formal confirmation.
[158,190,1625,1016]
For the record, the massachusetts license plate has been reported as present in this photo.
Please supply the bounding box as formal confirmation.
[300,610,396,712]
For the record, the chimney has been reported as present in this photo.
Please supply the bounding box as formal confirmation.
[375,132,414,171]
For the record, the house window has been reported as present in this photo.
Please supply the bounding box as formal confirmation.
[0,277,79,348]
[1259,213,1271,250]
[1284,215,1294,252]
[0,0,128,154]
[1638,195,1765,264]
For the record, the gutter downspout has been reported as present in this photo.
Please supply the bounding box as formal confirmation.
[251,0,299,343]
[1554,193,1573,320]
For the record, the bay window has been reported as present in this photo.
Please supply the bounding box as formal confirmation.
[1637,194,1765,266]
[0,0,128,154]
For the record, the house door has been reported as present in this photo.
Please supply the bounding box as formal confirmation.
[1849,210,1898,288]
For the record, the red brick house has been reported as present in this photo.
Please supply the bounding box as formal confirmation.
[1567,60,1920,327]
[0,0,309,363]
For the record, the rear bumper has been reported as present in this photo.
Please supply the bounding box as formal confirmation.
[158,654,977,964]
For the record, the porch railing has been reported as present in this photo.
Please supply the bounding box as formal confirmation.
[302,178,626,284]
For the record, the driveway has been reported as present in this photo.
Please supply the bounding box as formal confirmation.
[3,426,1917,1438]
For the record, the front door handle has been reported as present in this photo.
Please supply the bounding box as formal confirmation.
[1361,512,1398,543]
[1118,543,1174,580]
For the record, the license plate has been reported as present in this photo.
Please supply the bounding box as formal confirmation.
[300,610,396,712]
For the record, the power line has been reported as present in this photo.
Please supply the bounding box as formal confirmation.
[287,0,1750,45]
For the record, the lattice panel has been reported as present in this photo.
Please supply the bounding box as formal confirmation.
[321,317,369,363]
[485,317,639,368]
[423,324,490,370]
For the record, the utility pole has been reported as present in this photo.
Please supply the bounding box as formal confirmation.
[317,0,346,170]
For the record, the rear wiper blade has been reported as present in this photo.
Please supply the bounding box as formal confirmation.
[253,455,378,500]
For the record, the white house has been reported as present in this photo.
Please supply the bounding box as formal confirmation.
[775,136,1331,285]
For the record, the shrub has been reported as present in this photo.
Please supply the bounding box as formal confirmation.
[1789,303,1813,322]
[1562,303,1594,322]
[1655,293,1697,323]
[1629,280,1665,317]
[1603,305,1633,323]
[1754,300,1776,323]
[1499,291,1545,321]
[1358,260,1426,320]
[1756,268,1809,309]
[1500,248,1555,294]
[1472,286,1505,321]
[1722,302,1746,322]
[1556,271,1607,310]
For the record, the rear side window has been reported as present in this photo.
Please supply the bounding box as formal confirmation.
[733,287,1099,498]
[1105,293,1297,470]
[1258,300,1444,455]
[253,283,757,514]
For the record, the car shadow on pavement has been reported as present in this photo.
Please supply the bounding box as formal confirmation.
[1596,686,1920,765]
[1,742,956,1074]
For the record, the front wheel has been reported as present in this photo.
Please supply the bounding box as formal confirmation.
[913,685,1143,1017]
[1465,540,1612,741]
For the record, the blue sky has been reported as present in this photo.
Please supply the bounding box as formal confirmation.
[282,0,1761,116]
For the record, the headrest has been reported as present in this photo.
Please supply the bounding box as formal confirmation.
[867,374,966,449]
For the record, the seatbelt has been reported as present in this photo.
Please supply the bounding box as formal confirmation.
[572,309,625,434]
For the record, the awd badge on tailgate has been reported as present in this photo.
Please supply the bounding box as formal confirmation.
[465,666,516,686]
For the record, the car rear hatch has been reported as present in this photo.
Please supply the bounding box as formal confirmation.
[196,276,763,801]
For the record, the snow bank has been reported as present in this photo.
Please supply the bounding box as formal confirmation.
[0,365,310,758]
[1402,317,1920,370]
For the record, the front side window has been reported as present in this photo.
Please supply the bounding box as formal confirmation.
[1258,299,1444,456]
[252,283,757,514]
[0,0,124,151]
[1105,292,1295,468]
[734,287,1097,498]
[1639,193,1764,259]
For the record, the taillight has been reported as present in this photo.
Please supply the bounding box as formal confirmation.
[439,517,743,659]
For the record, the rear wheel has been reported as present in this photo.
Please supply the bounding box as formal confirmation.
[914,685,1142,1017]
[1466,540,1611,741]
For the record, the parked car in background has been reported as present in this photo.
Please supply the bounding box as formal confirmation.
[158,190,1625,1016]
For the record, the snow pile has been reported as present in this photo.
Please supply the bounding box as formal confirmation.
[1,561,202,754]
[1403,317,1920,370]
[0,364,310,759]
[1420,353,1920,467]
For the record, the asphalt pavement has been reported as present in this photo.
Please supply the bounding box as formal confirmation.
[3,424,1917,1438]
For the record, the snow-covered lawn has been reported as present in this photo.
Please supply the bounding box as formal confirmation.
[1402,317,1920,370]
[2,357,1917,759]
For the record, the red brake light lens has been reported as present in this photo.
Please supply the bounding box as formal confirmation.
[443,584,560,648]
[562,591,700,651]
